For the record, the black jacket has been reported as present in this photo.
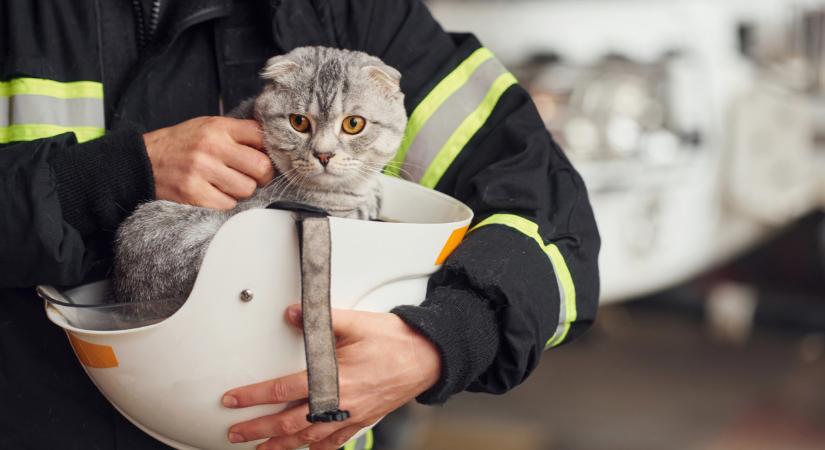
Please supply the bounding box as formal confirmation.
[0,0,600,448]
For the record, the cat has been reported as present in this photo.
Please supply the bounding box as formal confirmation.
[112,46,407,319]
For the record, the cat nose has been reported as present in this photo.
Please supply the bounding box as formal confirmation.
[313,152,335,167]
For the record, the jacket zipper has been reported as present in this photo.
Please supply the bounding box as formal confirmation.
[131,0,162,53]
[112,2,231,127]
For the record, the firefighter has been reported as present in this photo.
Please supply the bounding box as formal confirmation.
[0,1,600,449]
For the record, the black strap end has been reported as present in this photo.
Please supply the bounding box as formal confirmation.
[306,410,350,423]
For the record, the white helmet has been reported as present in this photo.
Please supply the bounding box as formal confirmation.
[40,175,473,450]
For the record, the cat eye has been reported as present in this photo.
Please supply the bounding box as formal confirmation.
[341,116,366,135]
[289,114,311,133]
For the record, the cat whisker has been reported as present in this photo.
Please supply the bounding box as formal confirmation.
[262,169,299,202]
[361,162,416,180]
[272,174,297,203]
[266,169,296,203]
[286,171,308,202]
[295,174,313,205]
[352,168,377,184]
[265,167,299,184]
[261,171,289,190]
[380,160,428,171]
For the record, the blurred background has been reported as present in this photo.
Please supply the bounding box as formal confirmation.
[390,0,825,449]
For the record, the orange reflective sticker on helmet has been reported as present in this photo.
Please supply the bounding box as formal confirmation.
[435,225,469,265]
[68,333,119,369]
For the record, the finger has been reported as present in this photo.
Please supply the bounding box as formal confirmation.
[225,118,264,149]
[310,425,363,450]
[259,421,348,450]
[228,403,310,444]
[223,371,309,408]
[285,304,302,328]
[220,144,275,186]
[290,306,367,341]
[207,189,238,210]
[205,163,258,200]
[187,181,236,210]
[330,308,366,339]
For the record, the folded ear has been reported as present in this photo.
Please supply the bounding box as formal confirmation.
[260,56,301,85]
[362,64,401,96]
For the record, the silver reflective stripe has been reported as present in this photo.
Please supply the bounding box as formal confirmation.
[353,433,368,450]
[548,267,568,344]
[1,78,105,144]
[400,57,509,181]
[0,94,104,128]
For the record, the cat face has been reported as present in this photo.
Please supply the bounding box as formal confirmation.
[254,47,407,190]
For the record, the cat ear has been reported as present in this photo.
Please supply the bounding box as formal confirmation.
[260,56,301,84]
[362,65,401,96]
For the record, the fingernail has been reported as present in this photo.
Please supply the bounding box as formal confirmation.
[228,432,245,443]
[222,394,238,408]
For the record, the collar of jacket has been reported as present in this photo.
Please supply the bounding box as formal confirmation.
[269,0,339,51]
[143,0,232,56]
[110,0,232,128]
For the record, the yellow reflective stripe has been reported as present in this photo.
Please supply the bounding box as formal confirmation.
[0,78,103,99]
[471,214,577,349]
[342,428,373,450]
[0,78,105,143]
[418,72,518,189]
[544,242,577,348]
[0,124,105,144]
[385,48,494,177]
[471,214,539,242]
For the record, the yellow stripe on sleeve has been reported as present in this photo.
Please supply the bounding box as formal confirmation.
[0,78,103,99]
[0,124,105,144]
[385,48,494,177]
[418,72,517,188]
[471,214,577,349]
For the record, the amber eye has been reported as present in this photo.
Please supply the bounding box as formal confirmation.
[341,116,366,135]
[289,114,311,133]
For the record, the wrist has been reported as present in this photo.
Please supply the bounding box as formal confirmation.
[392,286,499,404]
[396,315,442,394]
[142,126,167,162]
[50,128,155,235]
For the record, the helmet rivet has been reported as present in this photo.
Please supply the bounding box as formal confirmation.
[240,289,254,302]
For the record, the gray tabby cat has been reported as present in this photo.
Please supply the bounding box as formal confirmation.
[113,47,407,318]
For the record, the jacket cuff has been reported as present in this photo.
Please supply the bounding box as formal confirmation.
[391,286,499,405]
[49,129,155,236]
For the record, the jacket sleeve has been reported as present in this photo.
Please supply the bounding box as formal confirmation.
[0,130,154,287]
[283,0,601,403]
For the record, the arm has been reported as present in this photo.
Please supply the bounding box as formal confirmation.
[1,117,274,289]
[321,0,601,401]
[0,130,153,287]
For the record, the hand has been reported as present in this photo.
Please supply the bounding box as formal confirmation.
[221,305,442,450]
[144,116,275,210]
